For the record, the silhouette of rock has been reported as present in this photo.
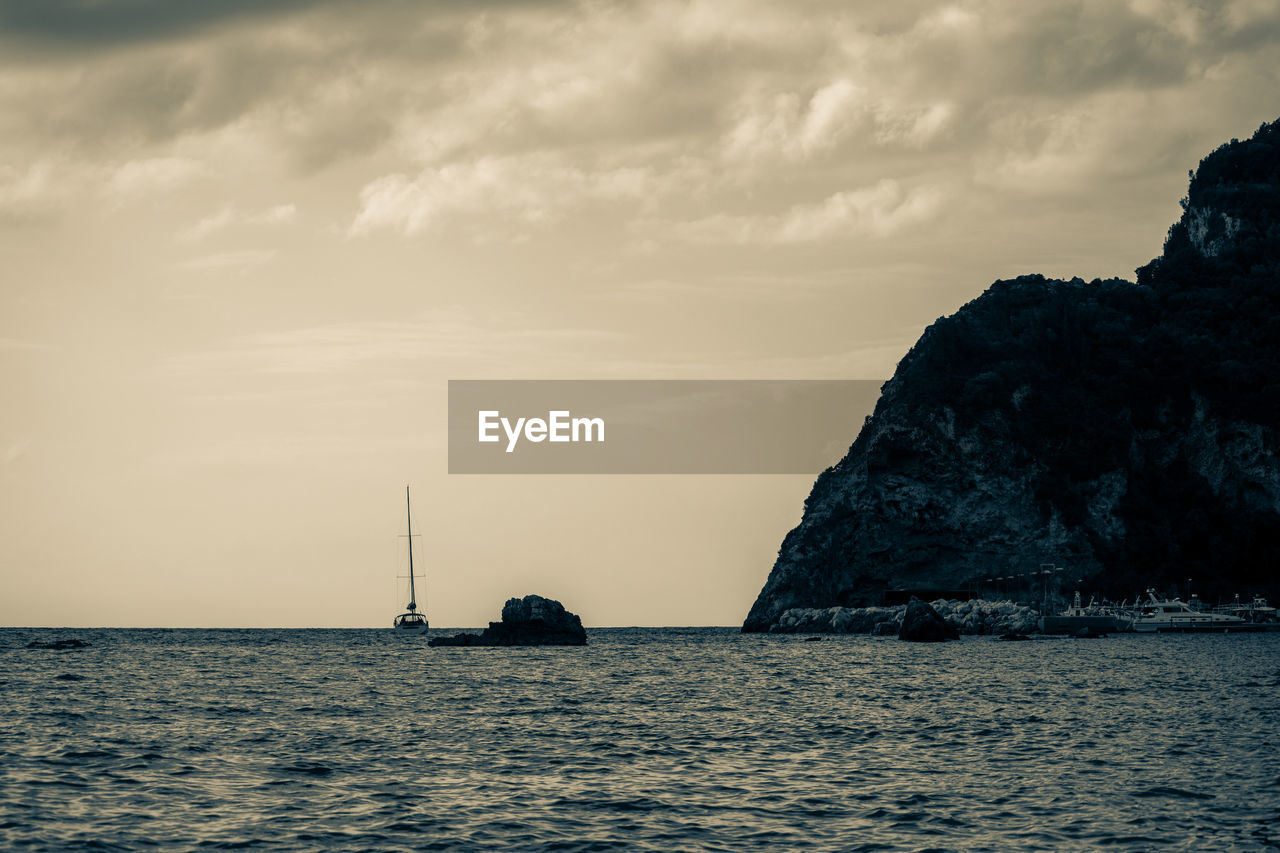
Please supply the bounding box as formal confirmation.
[898,597,959,642]
[27,639,91,650]
[744,119,1280,632]
[428,595,586,647]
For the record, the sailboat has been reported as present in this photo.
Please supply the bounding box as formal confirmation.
[393,486,428,631]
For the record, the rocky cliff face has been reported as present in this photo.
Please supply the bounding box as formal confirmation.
[744,119,1280,632]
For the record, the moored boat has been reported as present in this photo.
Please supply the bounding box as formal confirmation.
[393,486,428,632]
[1127,589,1249,633]
[1040,591,1129,636]
[1213,594,1278,626]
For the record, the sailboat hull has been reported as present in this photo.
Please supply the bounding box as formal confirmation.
[392,486,428,631]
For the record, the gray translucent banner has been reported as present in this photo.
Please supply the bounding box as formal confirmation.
[448,380,884,474]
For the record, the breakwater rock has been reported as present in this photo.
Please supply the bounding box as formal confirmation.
[772,599,1039,636]
[899,597,960,642]
[428,595,587,647]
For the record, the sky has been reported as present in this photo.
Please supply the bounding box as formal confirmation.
[2,0,1278,627]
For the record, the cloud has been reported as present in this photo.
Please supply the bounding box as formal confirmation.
[724,81,956,163]
[182,203,296,241]
[775,181,946,241]
[875,102,956,147]
[0,0,339,45]
[160,309,628,378]
[0,0,1277,247]
[723,81,865,162]
[349,154,650,237]
[0,162,59,223]
[662,179,946,245]
[105,157,207,199]
[155,305,908,385]
[593,272,864,304]
[971,91,1207,194]
[175,249,277,272]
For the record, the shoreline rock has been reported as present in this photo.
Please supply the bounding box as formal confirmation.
[428,595,586,647]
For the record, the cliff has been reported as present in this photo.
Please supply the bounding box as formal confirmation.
[744,119,1280,632]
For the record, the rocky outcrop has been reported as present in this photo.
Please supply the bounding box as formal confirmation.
[428,595,586,647]
[26,639,91,650]
[745,119,1280,632]
[899,597,960,642]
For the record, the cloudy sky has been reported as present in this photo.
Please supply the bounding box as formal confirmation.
[2,0,1277,627]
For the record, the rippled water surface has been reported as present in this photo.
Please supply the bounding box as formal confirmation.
[2,628,1278,851]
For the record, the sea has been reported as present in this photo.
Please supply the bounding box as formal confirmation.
[2,628,1277,852]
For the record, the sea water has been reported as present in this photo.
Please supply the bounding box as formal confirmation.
[2,628,1277,851]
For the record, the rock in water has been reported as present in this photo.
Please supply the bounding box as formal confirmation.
[743,119,1280,632]
[484,596,587,645]
[26,639,91,650]
[898,597,960,642]
[428,595,586,647]
[427,633,483,647]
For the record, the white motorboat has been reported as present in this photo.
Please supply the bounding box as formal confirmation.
[393,486,428,632]
[1128,589,1247,633]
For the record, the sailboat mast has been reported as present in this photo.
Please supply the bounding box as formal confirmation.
[406,485,417,611]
